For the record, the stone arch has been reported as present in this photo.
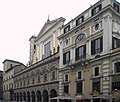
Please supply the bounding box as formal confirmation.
[43,90,49,102]
[50,89,57,98]
[31,91,36,102]
[23,92,26,101]
[36,90,42,102]
[27,91,30,102]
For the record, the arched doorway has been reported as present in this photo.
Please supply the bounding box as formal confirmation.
[27,92,30,102]
[37,91,42,102]
[23,92,26,101]
[31,91,36,102]
[50,89,57,102]
[43,90,49,102]
[17,92,19,101]
[20,92,22,101]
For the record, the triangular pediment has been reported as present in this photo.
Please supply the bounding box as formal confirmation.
[36,17,65,39]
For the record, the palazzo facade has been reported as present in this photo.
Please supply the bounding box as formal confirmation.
[58,0,120,102]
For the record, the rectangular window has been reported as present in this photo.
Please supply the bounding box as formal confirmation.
[112,82,120,91]
[44,74,47,81]
[64,25,70,34]
[38,76,41,83]
[91,4,102,16]
[115,62,120,73]
[91,37,103,55]
[63,51,70,64]
[52,71,55,80]
[32,77,35,84]
[112,37,120,49]
[75,45,86,61]
[64,74,68,82]
[27,79,30,85]
[93,81,100,92]
[113,3,119,13]
[76,82,82,94]
[64,84,69,94]
[78,71,81,79]
[76,16,84,26]
[94,67,99,76]
[44,41,51,58]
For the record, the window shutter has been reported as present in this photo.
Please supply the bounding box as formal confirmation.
[91,40,95,55]
[75,48,79,61]
[63,53,66,64]
[100,37,103,52]
[69,51,70,62]
[91,9,94,16]
[99,4,102,10]
[84,45,86,58]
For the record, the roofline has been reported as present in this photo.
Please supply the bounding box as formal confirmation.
[35,17,65,41]
[63,0,102,27]
[3,59,25,66]
[29,36,37,41]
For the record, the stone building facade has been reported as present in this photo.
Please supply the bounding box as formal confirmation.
[58,0,120,102]
[0,70,3,100]
[3,60,25,101]
[12,17,65,102]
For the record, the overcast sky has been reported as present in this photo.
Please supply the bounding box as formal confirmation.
[0,0,120,71]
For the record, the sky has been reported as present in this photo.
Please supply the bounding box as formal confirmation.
[0,0,120,71]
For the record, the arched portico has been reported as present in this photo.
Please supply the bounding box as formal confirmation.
[43,90,49,102]
[31,91,36,102]
[37,90,42,102]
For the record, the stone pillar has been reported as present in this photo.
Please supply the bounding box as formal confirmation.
[102,58,110,96]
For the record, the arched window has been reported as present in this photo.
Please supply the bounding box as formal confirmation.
[75,33,86,43]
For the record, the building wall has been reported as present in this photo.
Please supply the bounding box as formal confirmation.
[0,71,3,100]
[58,0,120,100]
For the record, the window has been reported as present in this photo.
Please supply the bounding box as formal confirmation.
[91,4,102,16]
[95,23,99,31]
[52,71,55,80]
[64,74,68,82]
[63,51,70,64]
[75,45,86,61]
[94,67,99,76]
[91,37,103,55]
[27,79,30,85]
[113,3,119,13]
[34,45,36,53]
[32,77,35,84]
[112,37,120,49]
[23,80,25,86]
[76,16,84,26]
[37,76,41,83]
[77,71,82,79]
[44,74,47,81]
[114,62,120,73]
[76,82,82,94]
[44,41,51,58]
[64,84,69,94]
[64,25,70,33]
[75,33,86,43]
[93,81,100,92]
[112,82,120,91]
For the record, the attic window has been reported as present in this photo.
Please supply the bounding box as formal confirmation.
[91,4,102,16]
[113,3,119,13]
[76,16,84,26]
[64,25,70,34]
